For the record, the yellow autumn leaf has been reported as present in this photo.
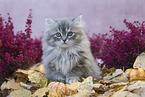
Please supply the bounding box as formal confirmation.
[20,82,32,89]
[30,63,45,74]
[133,52,145,70]
[10,89,31,97]
[1,79,23,90]
[39,64,45,74]
[111,86,139,97]
[28,70,48,87]
[93,83,103,89]
[68,76,93,97]
[111,73,128,82]
[17,69,48,87]
[48,88,62,97]
[16,69,29,74]
[33,87,48,97]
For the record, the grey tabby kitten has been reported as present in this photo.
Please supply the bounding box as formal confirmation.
[42,15,102,84]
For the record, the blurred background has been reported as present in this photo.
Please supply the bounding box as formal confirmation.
[0,0,145,38]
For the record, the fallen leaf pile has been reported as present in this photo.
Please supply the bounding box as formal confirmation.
[0,52,145,97]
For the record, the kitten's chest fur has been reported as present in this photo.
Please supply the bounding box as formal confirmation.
[51,48,81,75]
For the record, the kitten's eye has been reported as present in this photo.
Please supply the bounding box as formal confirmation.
[55,33,61,37]
[67,32,73,36]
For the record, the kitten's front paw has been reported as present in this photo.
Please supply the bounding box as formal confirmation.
[45,73,65,83]
[55,74,65,82]
[66,76,80,84]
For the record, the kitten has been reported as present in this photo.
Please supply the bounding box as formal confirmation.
[42,15,102,84]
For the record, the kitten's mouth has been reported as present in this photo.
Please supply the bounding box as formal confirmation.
[60,43,70,48]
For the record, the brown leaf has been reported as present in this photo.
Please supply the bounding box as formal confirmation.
[11,72,29,83]
[102,67,116,77]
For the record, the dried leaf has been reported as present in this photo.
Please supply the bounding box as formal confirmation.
[1,81,7,90]
[96,82,129,97]
[48,88,62,97]
[103,69,125,80]
[127,81,145,97]
[10,89,31,97]
[130,77,145,81]
[111,86,140,97]
[30,63,45,74]
[20,82,32,89]
[97,89,114,97]
[111,86,128,97]
[16,69,29,74]
[93,84,109,94]
[33,87,48,97]
[1,79,23,90]
[111,81,145,97]
[133,52,145,70]
[102,67,116,77]
[68,76,93,97]
[111,73,128,82]
[11,72,29,83]
[28,70,48,87]
[17,69,47,87]
[99,80,112,85]
[93,83,102,88]
[110,82,129,88]
[103,69,128,82]
[39,64,45,74]
[48,82,76,96]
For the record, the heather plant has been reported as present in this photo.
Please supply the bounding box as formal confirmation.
[90,33,106,58]
[33,37,42,63]
[90,20,145,69]
[0,11,41,82]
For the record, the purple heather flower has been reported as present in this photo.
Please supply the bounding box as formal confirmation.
[90,19,145,69]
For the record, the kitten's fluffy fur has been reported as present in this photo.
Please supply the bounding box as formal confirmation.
[42,15,102,84]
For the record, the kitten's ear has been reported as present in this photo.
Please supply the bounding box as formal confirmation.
[72,14,83,27]
[72,14,82,22]
[46,18,56,25]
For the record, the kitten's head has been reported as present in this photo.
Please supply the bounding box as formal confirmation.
[44,15,85,48]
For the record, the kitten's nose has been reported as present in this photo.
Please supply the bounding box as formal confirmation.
[63,39,67,43]
[62,36,67,43]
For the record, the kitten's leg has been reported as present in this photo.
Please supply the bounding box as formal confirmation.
[66,72,80,84]
[85,59,102,80]
[65,59,102,84]
[66,65,88,84]
[44,64,65,83]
